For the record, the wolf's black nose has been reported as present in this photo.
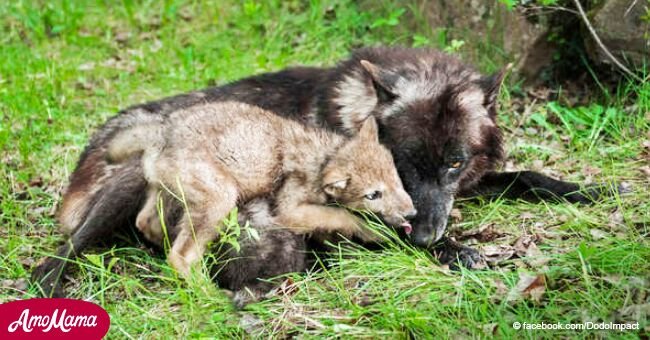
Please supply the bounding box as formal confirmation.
[404,209,417,220]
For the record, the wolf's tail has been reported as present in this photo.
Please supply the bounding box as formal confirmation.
[32,156,147,297]
[58,109,163,234]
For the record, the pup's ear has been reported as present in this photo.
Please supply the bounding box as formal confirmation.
[360,60,397,103]
[323,170,349,197]
[482,63,512,112]
[358,116,379,142]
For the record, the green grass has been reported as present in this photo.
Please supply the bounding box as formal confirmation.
[1,0,648,338]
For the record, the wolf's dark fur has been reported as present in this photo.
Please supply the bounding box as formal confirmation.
[33,46,609,300]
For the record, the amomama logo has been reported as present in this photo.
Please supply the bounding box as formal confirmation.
[0,298,110,339]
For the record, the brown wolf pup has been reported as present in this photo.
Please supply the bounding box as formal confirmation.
[112,101,415,276]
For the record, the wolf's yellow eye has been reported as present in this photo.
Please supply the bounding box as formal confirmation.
[450,161,462,169]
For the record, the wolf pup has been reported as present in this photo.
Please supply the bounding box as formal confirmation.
[112,101,414,275]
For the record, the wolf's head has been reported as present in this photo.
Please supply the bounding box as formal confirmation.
[324,47,507,247]
[321,117,416,229]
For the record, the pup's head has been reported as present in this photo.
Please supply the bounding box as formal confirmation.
[328,47,508,247]
[321,117,416,229]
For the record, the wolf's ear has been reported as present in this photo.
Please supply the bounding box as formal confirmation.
[358,116,379,142]
[360,60,397,103]
[323,174,349,197]
[482,63,512,109]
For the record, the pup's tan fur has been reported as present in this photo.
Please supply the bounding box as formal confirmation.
[111,101,414,275]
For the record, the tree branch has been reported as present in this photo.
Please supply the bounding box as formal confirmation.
[571,0,643,82]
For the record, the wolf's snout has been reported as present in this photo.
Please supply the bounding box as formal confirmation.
[412,232,434,247]
[403,209,417,220]
[410,221,447,247]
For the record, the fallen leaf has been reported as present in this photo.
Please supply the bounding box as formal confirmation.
[456,224,506,243]
[609,208,624,225]
[531,159,544,171]
[524,242,550,267]
[239,313,264,336]
[450,208,462,222]
[493,279,509,297]
[481,245,515,263]
[19,257,35,268]
[481,323,498,336]
[520,212,535,220]
[150,39,163,53]
[639,166,650,179]
[114,31,130,44]
[1,279,28,291]
[614,303,650,323]
[642,140,650,151]
[504,160,518,172]
[507,272,546,303]
[513,234,541,257]
[582,165,602,176]
[268,278,299,298]
[589,228,608,240]
[77,62,95,71]
[29,176,43,187]
[179,8,193,21]
[525,127,539,136]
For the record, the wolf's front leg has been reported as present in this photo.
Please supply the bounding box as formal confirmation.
[161,171,239,277]
[168,217,213,277]
[168,202,237,277]
[277,204,379,242]
[464,170,621,203]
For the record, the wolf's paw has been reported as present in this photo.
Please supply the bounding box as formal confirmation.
[31,261,66,298]
[430,237,486,271]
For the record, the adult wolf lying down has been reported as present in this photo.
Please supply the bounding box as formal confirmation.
[32,46,613,299]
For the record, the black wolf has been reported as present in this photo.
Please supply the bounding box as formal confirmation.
[32,46,610,298]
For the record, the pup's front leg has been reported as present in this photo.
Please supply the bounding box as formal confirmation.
[161,173,239,277]
[277,204,379,242]
[168,206,235,277]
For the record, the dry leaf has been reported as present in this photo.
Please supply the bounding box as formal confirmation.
[524,242,550,267]
[525,127,539,136]
[513,234,541,257]
[456,224,506,243]
[614,303,650,323]
[608,208,625,226]
[114,31,130,44]
[269,278,299,298]
[1,279,28,291]
[642,140,650,151]
[481,323,498,336]
[507,272,546,303]
[239,313,264,336]
[582,165,602,176]
[639,166,650,178]
[493,279,509,297]
[482,245,515,263]
[589,228,608,240]
[520,212,535,220]
[77,62,95,71]
[150,39,163,53]
[450,208,462,222]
